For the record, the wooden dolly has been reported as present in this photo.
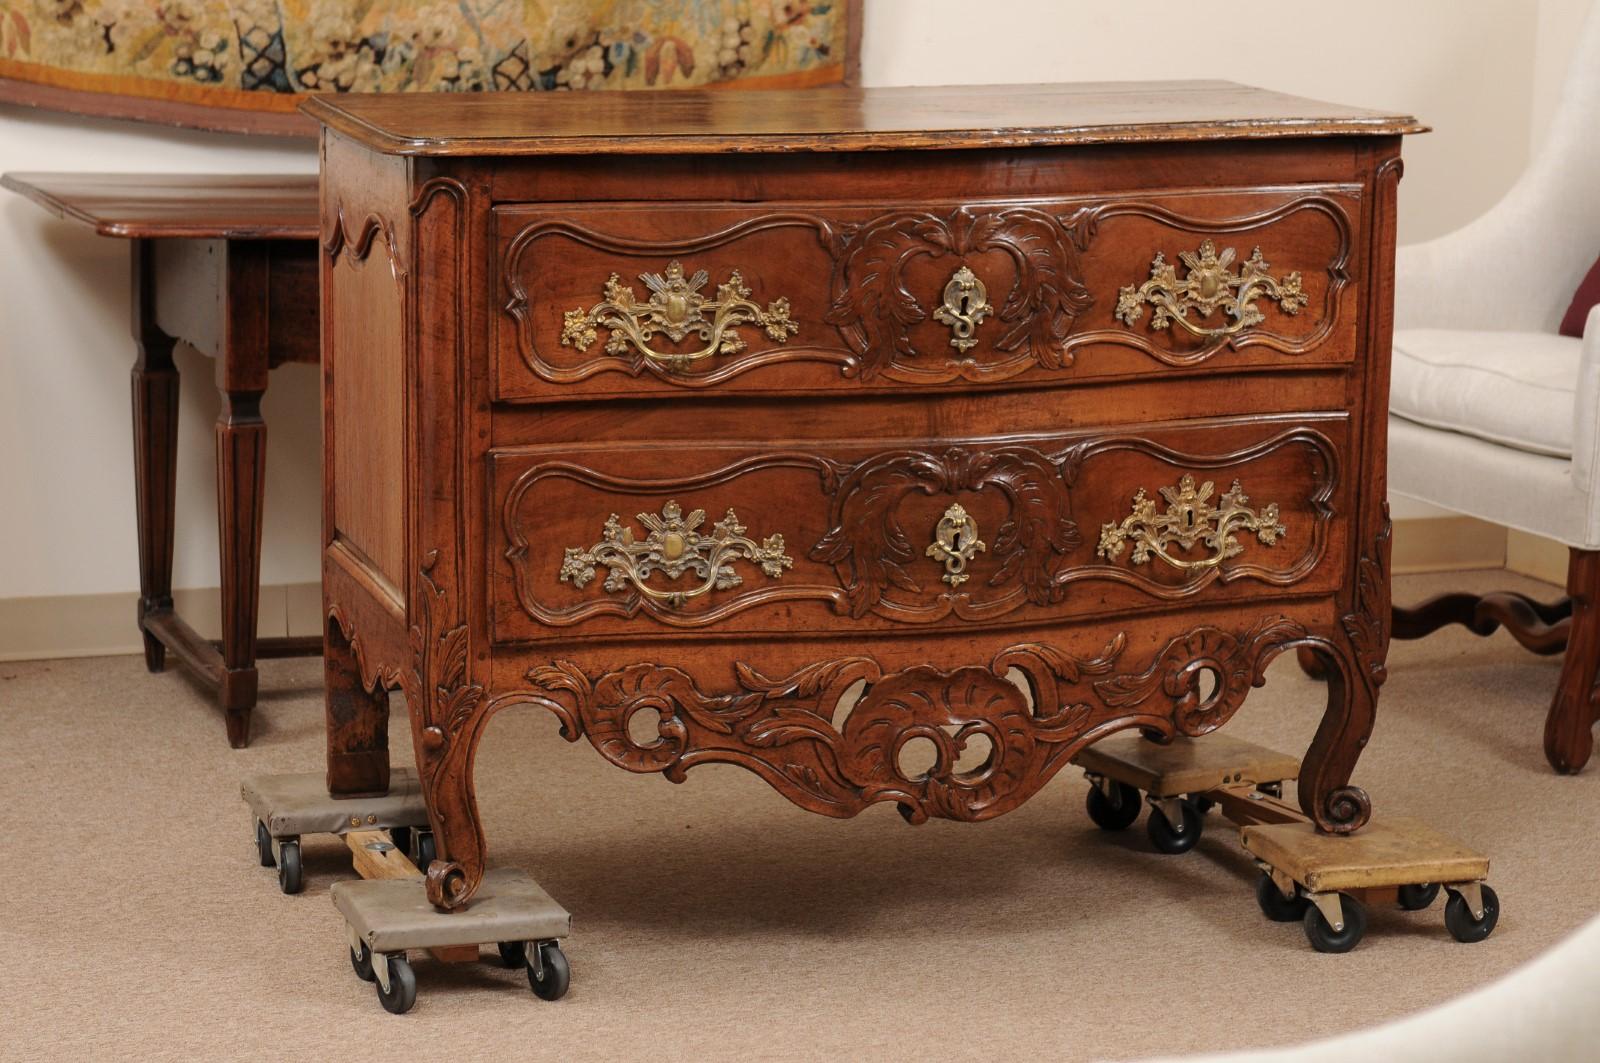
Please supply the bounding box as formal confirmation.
[243,772,572,1013]
[1073,733,1500,953]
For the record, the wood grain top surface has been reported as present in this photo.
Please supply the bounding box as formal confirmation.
[0,172,318,239]
[303,80,1424,157]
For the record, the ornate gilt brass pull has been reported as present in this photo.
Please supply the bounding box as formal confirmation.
[560,260,798,367]
[1115,240,1308,339]
[926,503,986,587]
[1098,475,1284,572]
[559,501,793,608]
[932,265,993,352]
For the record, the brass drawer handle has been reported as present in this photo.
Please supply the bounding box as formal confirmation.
[559,501,793,608]
[1115,240,1307,339]
[1098,474,1285,572]
[560,260,798,367]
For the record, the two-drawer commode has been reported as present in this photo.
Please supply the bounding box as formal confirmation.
[306,82,1421,913]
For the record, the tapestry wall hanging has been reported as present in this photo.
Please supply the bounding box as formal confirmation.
[0,1,859,135]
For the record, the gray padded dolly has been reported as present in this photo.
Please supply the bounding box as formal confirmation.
[334,868,573,1013]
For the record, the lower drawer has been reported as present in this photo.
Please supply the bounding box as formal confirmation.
[488,413,1350,643]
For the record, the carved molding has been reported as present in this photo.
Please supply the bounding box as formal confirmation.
[824,204,1096,381]
[525,613,1307,823]
[812,444,1081,620]
[326,604,402,696]
[501,427,1339,630]
[322,210,407,276]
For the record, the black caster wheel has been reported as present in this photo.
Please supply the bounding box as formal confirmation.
[1444,885,1500,943]
[390,826,412,859]
[527,941,571,1001]
[415,830,437,872]
[1398,882,1442,911]
[1303,894,1367,953]
[497,940,525,969]
[377,954,418,1015]
[277,838,303,894]
[256,820,275,868]
[1255,872,1309,923]
[351,940,376,982]
[1146,802,1202,854]
[1085,780,1142,831]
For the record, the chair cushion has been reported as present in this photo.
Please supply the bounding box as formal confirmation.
[1560,253,1600,337]
[1389,328,1581,459]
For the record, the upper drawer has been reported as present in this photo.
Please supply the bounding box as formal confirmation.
[492,186,1362,402]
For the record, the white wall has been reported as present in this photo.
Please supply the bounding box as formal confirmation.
[0,1,1587,619]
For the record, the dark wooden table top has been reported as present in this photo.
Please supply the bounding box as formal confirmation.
[0,172,318,240]
[304,79,1425,157]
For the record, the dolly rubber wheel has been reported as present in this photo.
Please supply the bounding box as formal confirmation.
[1444,885,1500,943]
[1255,872,1309,923]
[527,941,570,1001]
[1085,780,1142,831]
[498,940,526,969]
[1146,802,1202,854]
[277,838,303,894]
[1398,882,1441,911]
[377,954,417,1015]
[350,940,376,982]
[1303,895,1367,953]
[415,830,437,872]
[256,821,274,868]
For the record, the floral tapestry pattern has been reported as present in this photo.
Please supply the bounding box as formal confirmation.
[0,1,855,130]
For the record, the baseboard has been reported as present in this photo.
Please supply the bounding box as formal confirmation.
[1391,516,1506,574]
[0,520,1542,662]
[0,581,323,662]
[1506,529,1570,586]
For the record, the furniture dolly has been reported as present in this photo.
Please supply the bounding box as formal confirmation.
[242,772,570,1014]
[1075,733,1499,952]
[0,173,323,746]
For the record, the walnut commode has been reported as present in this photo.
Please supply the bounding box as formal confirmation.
[300,83,1429,981]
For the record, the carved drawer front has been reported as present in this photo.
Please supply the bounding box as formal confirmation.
[488,414,1351,643]
[492,187,1360,402]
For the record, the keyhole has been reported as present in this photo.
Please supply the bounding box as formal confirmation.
[957,292,972,316]
[951,529,965,551]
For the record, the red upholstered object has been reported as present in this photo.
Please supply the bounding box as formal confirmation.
[1560,254,1600,337]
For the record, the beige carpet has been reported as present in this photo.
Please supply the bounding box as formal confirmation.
[3,569,1597,1062]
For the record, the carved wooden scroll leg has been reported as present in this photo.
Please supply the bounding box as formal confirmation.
[1546,549,1600,774]
[1295,517,1388,833]
[130,239,180,675]
[415,716,490,912]
[1294,634,1376,834]
[324,613,392,798]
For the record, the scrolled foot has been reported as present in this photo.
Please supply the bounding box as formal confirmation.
[1312,785,1371,834]
[426,860,471,910]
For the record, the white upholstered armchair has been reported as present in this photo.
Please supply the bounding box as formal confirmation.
[1387,2,1600,773]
